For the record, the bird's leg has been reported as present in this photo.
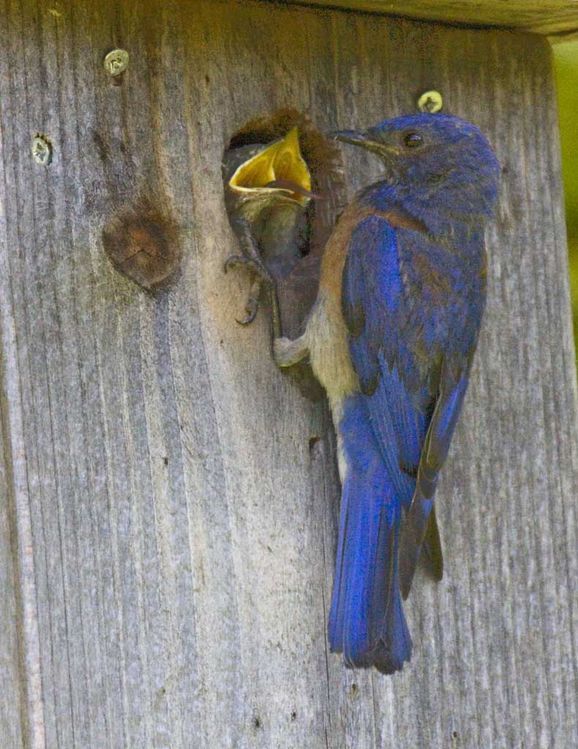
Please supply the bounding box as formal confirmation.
[240,276,263,327]
[224,212,312,376]
[224,215,282,337]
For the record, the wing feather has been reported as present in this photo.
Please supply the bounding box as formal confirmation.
[343,214,478,598]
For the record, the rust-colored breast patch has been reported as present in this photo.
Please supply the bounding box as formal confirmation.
[319,202,428,307]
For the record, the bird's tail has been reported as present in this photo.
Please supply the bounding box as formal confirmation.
[328,400,412,674]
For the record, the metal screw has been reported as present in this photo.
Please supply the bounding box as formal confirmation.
[31,135,52,166]
[417,90,443,114]
[103,49,129,77]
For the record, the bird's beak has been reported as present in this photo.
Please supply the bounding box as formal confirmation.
[330,129,371,146]
[330,129,394,159]
[228,127,313,205]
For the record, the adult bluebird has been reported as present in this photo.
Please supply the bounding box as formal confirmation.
[274,114,500,673]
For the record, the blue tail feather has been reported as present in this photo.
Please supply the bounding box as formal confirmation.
[329,396,412,674]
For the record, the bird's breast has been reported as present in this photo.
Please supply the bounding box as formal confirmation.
[304,202,373,411]
[304,201,430,410]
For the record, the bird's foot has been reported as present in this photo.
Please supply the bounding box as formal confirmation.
[224,253,278,328]
[273,335,309,369]
[224,253,276,288]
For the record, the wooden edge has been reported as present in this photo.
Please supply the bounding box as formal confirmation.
[276,0,578,35]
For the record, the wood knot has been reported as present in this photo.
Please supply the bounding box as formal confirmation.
[102,200,181,290]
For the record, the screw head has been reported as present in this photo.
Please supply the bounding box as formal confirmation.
[31,135,52,166]
[417,90,443,114]
[103,49,129,77]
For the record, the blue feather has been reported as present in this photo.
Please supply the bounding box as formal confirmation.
[318,113,499,673]
[330,208,484,669]
[329,394,412,673]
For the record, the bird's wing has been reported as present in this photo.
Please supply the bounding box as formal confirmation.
[342,214,473,599]
[398,366,470,598]
[421,505,443,583]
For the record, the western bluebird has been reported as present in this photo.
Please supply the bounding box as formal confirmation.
[275,114,500,673]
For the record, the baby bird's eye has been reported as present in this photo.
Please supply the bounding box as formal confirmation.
[403,131,423,149]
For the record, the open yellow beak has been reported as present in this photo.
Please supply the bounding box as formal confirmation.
[229,127,312,206]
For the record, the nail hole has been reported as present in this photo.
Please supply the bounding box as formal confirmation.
[308,435,320,452]
[253,717,261,729]
[163,457,168,466]
[290,710,297,721]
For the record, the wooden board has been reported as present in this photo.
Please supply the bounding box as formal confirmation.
[284,0,578,36]
[0,0,576,746]
[0,376,25,749]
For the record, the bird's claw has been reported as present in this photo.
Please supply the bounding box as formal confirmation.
[235,293,259,326]
[224,254,275,288]
[224,216,282,337]
[225,250,279,330]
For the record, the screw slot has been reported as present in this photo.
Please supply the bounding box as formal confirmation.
[103,49,129,77]
[417,90,443,114]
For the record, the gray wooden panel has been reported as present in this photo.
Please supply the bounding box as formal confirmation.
[0,1,576,747]
[0,367,25,749]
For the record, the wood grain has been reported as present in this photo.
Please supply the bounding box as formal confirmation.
[284,0,578,36]
[0,1,576,747]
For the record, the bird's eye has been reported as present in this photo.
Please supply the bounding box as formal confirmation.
[403,131,423,148]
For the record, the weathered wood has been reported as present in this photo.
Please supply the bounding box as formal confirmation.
[285,0,578,35]
[0,1,576,747]
[0,365,25,748]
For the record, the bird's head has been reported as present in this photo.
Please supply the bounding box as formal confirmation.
[332,114,500,219]
[228,127,313,209]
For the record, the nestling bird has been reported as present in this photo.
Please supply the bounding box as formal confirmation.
[274,114,500,673]
[223,126,314,335]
